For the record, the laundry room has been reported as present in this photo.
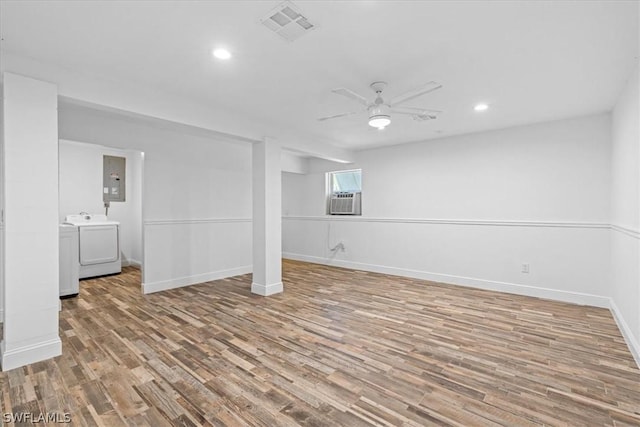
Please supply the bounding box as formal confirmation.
[58,139,143,294]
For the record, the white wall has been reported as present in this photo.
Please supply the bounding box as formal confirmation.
[59,140,143,266]
[281,151,309,175]
[130,151,143,268]
[0,83,4,323]
[283,114,612,307]
[1,73,61,370]
[58,103,253,293]
[610,64,640,364]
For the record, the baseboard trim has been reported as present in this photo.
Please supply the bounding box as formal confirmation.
[251,281,284,296]
[1,337,62,372]
[282,253,610,308]
[123,259,142,268]
[609,299,640,369]
[142,265,252,294]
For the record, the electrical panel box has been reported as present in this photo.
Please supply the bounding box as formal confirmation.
[103,155,126,202]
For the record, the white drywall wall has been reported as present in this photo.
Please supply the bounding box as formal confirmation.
[283,114,612,307]
[610,64,640,363]
[0,83,3,323]
[281,151,309,175]
[1,73,61,370]
[58,140,143,266]
[252,139,283,296]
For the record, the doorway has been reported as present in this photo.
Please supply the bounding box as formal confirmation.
[58,139,145,292]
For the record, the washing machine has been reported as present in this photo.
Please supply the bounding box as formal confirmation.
[64,213,121,279]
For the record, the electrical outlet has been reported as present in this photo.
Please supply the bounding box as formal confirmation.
[521,263,530,274]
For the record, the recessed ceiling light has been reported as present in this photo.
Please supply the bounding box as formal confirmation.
[212,48,232,60]
[474,103,489,112]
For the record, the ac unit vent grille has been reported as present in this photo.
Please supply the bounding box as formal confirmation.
[270,12,290,27]
[330,192,361,215]
[297,18,313,30]
[260,1,317,42]
[281,6,299,20]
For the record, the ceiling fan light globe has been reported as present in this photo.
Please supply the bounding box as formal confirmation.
[368,103,391,128]
[369,116,391,128]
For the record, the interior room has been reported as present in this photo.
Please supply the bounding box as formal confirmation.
[0,1,638,425]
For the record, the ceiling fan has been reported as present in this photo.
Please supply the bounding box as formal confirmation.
[318,81,443,129]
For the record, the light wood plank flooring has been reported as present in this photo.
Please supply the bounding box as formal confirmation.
[1,260,639,426]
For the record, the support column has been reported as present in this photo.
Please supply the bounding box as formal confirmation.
[1,73,61,371]
[251,138,283,296]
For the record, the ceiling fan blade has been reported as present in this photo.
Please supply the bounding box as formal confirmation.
[317,111,358,121]
[332,88,369,106]
[391,106,442,115]
[412,114,437,122]
[389,82,442,107]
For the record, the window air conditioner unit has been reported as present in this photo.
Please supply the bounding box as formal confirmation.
[330,192,361,215]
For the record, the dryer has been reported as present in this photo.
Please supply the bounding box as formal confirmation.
[64,214,121,279]
[59,224,80,297]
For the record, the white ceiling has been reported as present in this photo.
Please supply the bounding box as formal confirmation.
[1,1,638,151]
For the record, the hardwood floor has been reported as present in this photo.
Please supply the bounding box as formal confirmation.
[1,260,639,426]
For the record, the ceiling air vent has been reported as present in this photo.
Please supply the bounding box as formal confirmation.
[260,1,317,42]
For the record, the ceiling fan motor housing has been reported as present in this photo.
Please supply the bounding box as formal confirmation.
[370,81,387,93]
